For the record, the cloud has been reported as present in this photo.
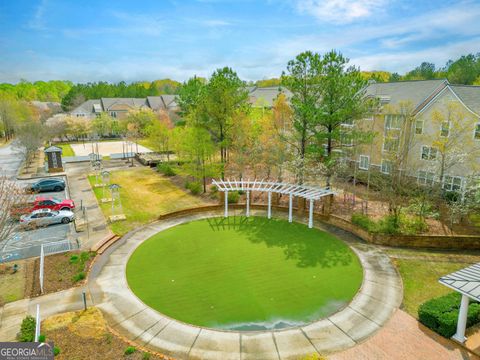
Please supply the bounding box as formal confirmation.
[202,19,232,27]
[295,0,386,23]
[28,0,48,30]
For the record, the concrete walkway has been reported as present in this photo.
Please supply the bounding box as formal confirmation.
[0,286,91,341]
[65,162,111,249]
[88,209,403,360]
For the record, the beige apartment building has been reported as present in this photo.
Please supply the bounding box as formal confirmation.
[355,79,480,192]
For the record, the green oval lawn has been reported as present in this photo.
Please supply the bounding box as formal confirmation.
[126,216,362,330]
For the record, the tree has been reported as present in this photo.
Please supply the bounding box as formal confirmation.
[199,67,249,169]
[0,176,28,252]
[404,62,436,80]
[66,116,91,140]
[312,50,370,187]
[146,112,174,160]
[177,76,206,117]
[175,125,219,192]
[123,109,157,152]
[281,51,322,184]
[91,113,114,137]
[446,54,480,85]
[15,119,45,170]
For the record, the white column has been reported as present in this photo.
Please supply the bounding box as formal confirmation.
[453,294,470,343]
[288,194,293,223]
[34,304,40,342]
[224,191,229,218]
[246,191,250,217]
[267,192,272,219]
[308,199,314,228]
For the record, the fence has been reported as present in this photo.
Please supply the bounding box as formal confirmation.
[39,239,75,293]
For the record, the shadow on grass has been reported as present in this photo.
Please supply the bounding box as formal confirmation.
[206,216,355,269]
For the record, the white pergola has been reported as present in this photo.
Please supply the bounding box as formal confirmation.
[439,263,480,343]
[212,179,335,228]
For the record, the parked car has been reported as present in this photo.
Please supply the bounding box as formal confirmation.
[19,208,75,229]
[10,196,75,220]
[26,178,65,193]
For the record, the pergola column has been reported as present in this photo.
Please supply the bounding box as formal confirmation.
[308,199,314,228]
[267,191,272,219]
[453,294,470,343]
[246,191,250,217]
[288,194,293,223]
[224,190,229,218]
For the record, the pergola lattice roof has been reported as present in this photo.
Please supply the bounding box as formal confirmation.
[439,263,480,302]
[212,179,334,200]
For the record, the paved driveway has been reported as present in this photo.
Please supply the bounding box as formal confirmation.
[0,142,24,178]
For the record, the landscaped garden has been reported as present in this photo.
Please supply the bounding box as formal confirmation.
[89,167,210,235]
[126,216,362,329]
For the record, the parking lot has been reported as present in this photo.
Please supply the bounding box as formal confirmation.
[0,176,78,262]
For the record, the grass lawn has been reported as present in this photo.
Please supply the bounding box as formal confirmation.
[57,144,75,157]
[89,168,208,235]
[388,248,480,318]
[126,216,363,329]
[0,262,26,305]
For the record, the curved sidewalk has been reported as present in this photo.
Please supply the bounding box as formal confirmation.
[89,210,403,360]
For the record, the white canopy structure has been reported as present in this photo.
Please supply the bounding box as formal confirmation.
[212,179,335,228]
[439,263,480,343]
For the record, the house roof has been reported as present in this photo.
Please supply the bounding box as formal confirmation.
[44,145,62,153]
[248,86,292,107]
[146,96,164,111]
[449,85,480,116]
[100,98,148,111]
[364,79,448,113]
[439,263,480,302]
[71,99,101,114]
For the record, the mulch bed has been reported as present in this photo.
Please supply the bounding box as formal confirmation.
[43,307,170,360]
[27,251,95,297]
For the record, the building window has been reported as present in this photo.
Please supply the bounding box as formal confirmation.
[474,123,480,140]
[109,111,117,118]
[421,146,437,160]
[381,159,392,174]
[383,136,400,152]
[340,133,353,147]
[341,118,354,126]
[364,114,374,121]
[76,113,85,117]
[443,175,463,192]
[384,114,404,130]
[359,155,369,170]
[415,120,423,135]
[418,170,435,186]
[440,122,450,137]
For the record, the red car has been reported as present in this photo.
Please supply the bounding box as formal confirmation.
[32,197,75,212]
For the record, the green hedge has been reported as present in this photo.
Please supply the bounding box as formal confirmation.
[418,292,480,338]
[351,213,377,232]
[17,315,36,342]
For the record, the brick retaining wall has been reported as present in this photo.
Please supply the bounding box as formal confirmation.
[157,203,480,250]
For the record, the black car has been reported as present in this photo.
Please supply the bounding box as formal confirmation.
[27,178,66,193]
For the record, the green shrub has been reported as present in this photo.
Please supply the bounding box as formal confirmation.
[69,255,79,264]
[401,215,428,235]
[210,185,218,193]
[157,163,176,176]
[72,272,85,282]
[238,190,245,195]
[418,292,480,338]
[124,346,136,355]
[38,334,46,342]
[377,215,400,235]
[53,346,61,356]
[80,251,91,263]
[228,191,239,204]
[142,352,151,360]
[351,213,376,232]
[187,182,202,195]
[17,315,36,342]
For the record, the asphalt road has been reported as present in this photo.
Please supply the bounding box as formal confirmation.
[0,141,24,178]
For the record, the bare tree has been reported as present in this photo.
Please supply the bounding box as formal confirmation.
[14,120,46,171]
[0,176,28,252]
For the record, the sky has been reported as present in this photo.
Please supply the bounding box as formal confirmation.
[0,0,479,83]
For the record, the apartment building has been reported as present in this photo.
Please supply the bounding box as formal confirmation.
[357,79,480,192]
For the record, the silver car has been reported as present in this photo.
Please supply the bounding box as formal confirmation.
[20,208,75,229]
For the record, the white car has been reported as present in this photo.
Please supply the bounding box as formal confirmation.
[20,208,75,229]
